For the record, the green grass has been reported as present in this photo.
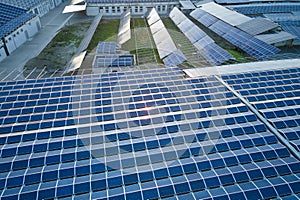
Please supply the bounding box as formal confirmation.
[225,49,256,63]
[162,18,180,31]
[226,49,245,59]
[50,24,88,48]
[87,19,120,51]
[132,18,146,28]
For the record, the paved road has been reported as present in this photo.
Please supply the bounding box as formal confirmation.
[0,0,73,79]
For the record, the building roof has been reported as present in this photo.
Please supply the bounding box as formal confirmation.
[0,61,300,199]
[255,31,296,44]
[229,2,300,15]
[236,18,279,36]
[0,3,36,38]
[0,0,44,10]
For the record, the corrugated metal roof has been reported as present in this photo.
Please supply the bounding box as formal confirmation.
[255,31,296,44]
[236,18,279,36]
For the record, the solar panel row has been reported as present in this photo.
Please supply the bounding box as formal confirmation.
[280,24,300,44]
[236,18,279,36]
[162,50,186,67]
[96,55,134,67]
[0,0,44,10]
[0,3,25,26]
[222,67,300,153]
[97,42,117,54]
[146,8,186,66]
[0,3,35,38]
[230,3,300,15]
[190,9,280,60]
[170,7,233,66]
[0,66,299,199]
[215,0,297,4]
[118,10,131,45]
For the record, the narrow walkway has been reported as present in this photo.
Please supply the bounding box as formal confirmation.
[133,18,158,65]
[0,0,73,80]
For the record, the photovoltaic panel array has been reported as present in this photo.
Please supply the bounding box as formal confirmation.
[97,42,117,54]
[118,10,131,45]
[0,0,44,10]
[0,3,36,38]
[162,49,186,67]
[264,13,300,22]
[229,3,300,15]
[280,24,300,44]
[236,18,279,36]
[197,2,251,27]
[146,8,186,66]
[169,7,233,66]
[0,65,300,199]
[222,67,300,153]
[95,55,134,68]
[255,32,296,45]
[190,9,280,60]
[215,0,298,4]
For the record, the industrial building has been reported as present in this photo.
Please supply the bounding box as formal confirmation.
[0,3,40,62]
[85,0,178,16]
[0,0,63,17]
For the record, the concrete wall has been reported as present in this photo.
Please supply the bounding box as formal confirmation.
[86,6,100,16]
[4,27,27,54]
[54,0,63,6]
[3,16,41,55]
[25,16,41,38]
[86,2,178,16]
[0,41,7,62]
[32,0,62,17]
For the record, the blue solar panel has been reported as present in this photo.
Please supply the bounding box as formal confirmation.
[97,42,117,54]
[280,24,300,44]
[170,7,233,65]
[0,3,34,38]
[222,67,300,154]
[200,43,235,65]
[190,9,280,60]
[163,49,186,67]
[230,3,300,15]
[0,66,299,199]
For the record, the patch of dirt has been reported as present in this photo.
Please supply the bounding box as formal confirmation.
[23,21,91,78]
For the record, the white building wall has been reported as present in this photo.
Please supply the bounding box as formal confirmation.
[86,2,178,16]
[0,41,7,62]
[37,1,51,17]
[25,16,41,38]
[4,35,17,54]
[48,0,56,10]
[86,6,100,16]
[2,17,41,55]
[12,28,27,48]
